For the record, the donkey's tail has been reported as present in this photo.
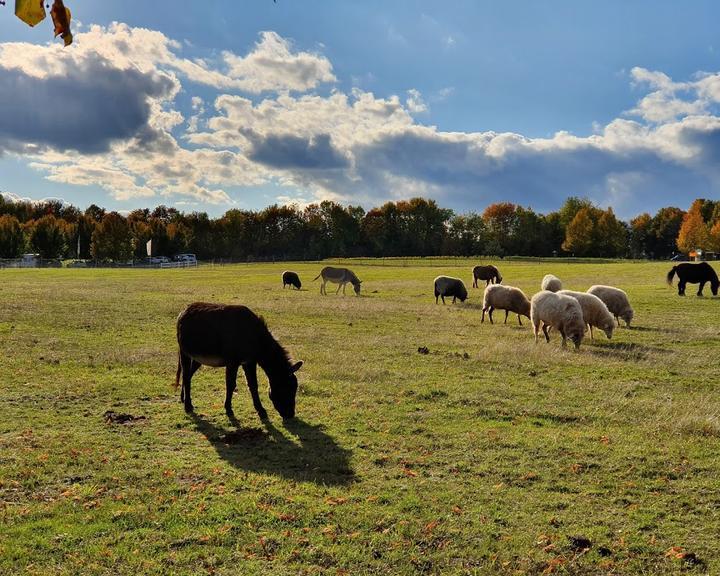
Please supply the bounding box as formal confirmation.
[666,266,677,286]
[174,352,182,388]
[313,273,322,281]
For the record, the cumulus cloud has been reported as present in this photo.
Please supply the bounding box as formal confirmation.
[3,24,720,217]
[222,31,336,93]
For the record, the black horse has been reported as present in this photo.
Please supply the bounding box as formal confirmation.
[667,262,719,296]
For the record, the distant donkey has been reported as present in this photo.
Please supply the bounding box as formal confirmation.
[175,302,303,419]
[313,266,362,296]
[472,265,502,288]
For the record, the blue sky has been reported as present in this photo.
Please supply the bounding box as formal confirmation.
[1,0,719,218]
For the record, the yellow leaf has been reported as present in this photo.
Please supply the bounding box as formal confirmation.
[15,0,46,27]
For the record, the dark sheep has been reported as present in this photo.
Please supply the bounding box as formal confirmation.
[282,270,302,290]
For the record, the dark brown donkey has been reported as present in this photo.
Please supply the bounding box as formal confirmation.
[175,302,303,419]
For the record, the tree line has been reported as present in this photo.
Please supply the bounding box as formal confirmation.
[0,194,718,261]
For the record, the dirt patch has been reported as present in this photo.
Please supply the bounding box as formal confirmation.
[104,410,146,425]
[219,427,266,444]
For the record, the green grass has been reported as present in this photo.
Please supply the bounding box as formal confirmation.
[1,260,719,575]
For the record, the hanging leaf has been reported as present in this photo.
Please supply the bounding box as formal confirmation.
[15,0,46,27]
[50,0,72,46]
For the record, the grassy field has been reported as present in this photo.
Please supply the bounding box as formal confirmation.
[1,259,719,575]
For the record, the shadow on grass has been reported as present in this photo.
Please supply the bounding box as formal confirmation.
[626,325,682,334]
[587,340,670,360]
[189,414,356,486]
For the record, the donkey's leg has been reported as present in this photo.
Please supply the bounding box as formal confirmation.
[473,277,477,288]
[180,360,201,403]
[242,363,267,419]
[224,363,239,416]
[678,280,686,296]
[180,352,195,413]
[336,282,342,295]
[697,281,705,296]
[321,280,326,295]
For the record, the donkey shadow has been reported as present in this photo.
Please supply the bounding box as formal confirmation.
[189,414,355,486]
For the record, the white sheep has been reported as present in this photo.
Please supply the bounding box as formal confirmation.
[587,285,634,327]
[541,274,563,292]
[434,276,468,304]
[558,289,615,340]
[530,290,585,349]
[482,284,531,326]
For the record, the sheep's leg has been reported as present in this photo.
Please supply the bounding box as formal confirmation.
[589,324,594,340]
[616,315,621,327]
[533,322,539,344]
[473,277,477,288]
[488,307,494,324]
[559,328,567,348]
[504,310,509,324]
[481,307,487,323]
[517,314,523,326]
[542,323,551,343]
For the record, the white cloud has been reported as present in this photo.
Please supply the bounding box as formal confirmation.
[2,26,720,216]
[405,89,428,114]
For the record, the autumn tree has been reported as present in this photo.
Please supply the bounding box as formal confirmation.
[0,214,25,257]
[629,213,652,258]
[483,202,518,255]
[28,214,66,258]
[677,202,710,254]
[649,207,685,258]
[91,212,133,262]
[594,208,627,257]
[562,207,595,255]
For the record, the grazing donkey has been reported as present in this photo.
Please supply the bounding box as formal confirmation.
[667,262,719,296]
[472,265,502,288]
[313,266,362,296]
[175,302,303,419]
[282,270,302,290]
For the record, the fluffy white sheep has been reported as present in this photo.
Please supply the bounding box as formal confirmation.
[558,289,615,339]
[541,274,563,292]
[482,284,531,326]
[434,276,468,304]
[587,285,634,327]
[530,290,585,349]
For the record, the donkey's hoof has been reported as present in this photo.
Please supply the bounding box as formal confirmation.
[184,404,194,414]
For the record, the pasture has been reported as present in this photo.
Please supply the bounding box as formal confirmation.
[1,259,719,575]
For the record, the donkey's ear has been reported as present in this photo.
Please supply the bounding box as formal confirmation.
[291,361,303,373]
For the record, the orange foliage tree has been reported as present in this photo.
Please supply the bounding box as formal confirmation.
[677,200,710,254]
